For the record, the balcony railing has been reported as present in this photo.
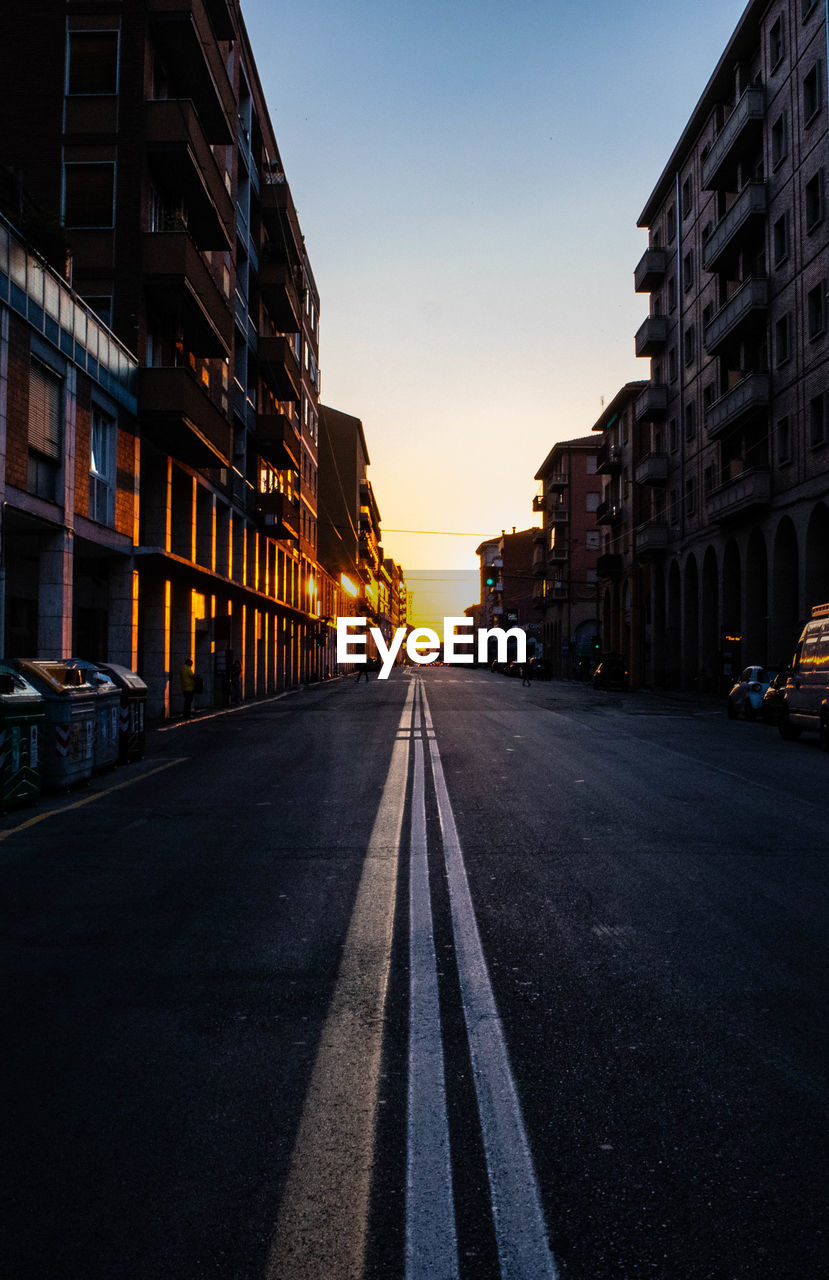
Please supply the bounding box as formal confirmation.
[702,87,766,190]
[596,500,623,526]
[634,452,669,485]
[142,231,232,356]
[256,409,301,470]
[549,544,568,562]
[635,314,669,358]
[596,440,622,474]
[139,366,232,468]
[544,472,568,489]
[635,382,668,422]
[257,489,300,540]
[702,182,767,273]
[703,277,769,355]
[145,99,234,250]
[549,506,569,524]
[147,0,236,143]
[706,468,770,521]
[635,521,670,557]
[260,171,304,266]
[706,374,769,439]
[634,247,669,293]
[258,334,301,400]
[532,493,545,512]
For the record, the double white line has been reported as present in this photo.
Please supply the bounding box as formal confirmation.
[269,675,557,1279]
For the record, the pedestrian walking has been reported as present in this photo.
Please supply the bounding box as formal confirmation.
[522,662,532,687]
[355,662,370,683]
[179,658,197,718]
[230,658,243,704]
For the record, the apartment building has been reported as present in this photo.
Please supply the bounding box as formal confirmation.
[533,436,603,675]
[0,211,139,662]
[0,0,340,714]
[634,0,829,689]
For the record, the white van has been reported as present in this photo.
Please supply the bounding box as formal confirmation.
[779,602,829,748]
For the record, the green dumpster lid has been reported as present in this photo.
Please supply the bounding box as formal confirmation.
[96,662,148,693]
[0,663,44,704]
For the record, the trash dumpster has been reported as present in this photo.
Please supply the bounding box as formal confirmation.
[0,664,45,810]
[97,663,147,764]
[64,659,121,771]
[14,660,96,790]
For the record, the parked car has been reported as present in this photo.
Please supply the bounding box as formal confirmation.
[592,654,629,691]
[777,603,829,747]
[761,669,790,724]
[727,666,778,720]
[528,657,554,681]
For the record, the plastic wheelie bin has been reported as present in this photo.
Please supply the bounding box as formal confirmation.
[0,663,45,810]
[64,659,121,771]
[97,663,147,764]
[14,660,96,790]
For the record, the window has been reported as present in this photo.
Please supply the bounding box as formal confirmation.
[702,301,714,327]
[810,394,825,446]
[81,295,113,327]
[805,170,824,230]
[771,112,787,167]
[586,492,600,513]
[89,408,115,525]
[777,416,791,463]
[585,530,600,550]
[808,283,826,339]
[683,251,693,292]
[769,15,785,67]
[67,31,119,95]
[703,382,716,414]
[684,401,696,439]
[668,346,677,381]
[585,456,597,475]
[666,204,676,243]
[667,276,677,312]
[803,62,822,123]
[64,162,115,227]
[775,312,791,365]
[681,176,693,218]
[773,211,789,264]
[803,0,819,19]
[669,418,678,452]
[685,477,696,516]
[28,359,63,502]
[704,464,716,495]
[684,324,695,366]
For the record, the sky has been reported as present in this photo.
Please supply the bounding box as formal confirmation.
[242,0,750,616]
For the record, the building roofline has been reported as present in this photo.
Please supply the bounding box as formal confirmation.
[534,434,598,480]
[475,537,500,556]
[320,403,371,466]
[637,0,761,227]
[589,381,649,433]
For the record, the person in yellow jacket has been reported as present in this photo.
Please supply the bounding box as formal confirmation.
[179,658,197,719]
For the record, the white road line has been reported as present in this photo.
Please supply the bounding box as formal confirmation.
[421,683,558,1280]
[406,697,459,1280]
[267,679,415,1280]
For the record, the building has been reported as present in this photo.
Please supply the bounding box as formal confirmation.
[0,211,139,662]
[476,528,538,662]
[533,436,603,675]
[634,0,829,689]
[0,0,342,714]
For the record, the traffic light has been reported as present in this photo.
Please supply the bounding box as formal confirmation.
[485,572,495,590]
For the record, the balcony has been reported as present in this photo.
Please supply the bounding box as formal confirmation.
[142,231,232,356]
[147,0,236,143]
[257,489,300,541]
[547,585,568,601]
[596,500,623,526]
[706,468,770,522]
[544,472,568,489]
[549,506,569,524]
[634,247,669,293]
[532,585,545,609]
[532,546,546,576]
[634,452,669,486]
[701,87,766,190]
[532,493,545,512]
[533,526,546,543]
[202,0,235,40]
[145,99,234,250]
[635,521,670,558]
[596,440,622,474]
[596,553,623,579]
[703,277,769,355]
[635,383,668,422]
[706,374,769,440]
[256,410,301,470]
[139,366,231,467]
[549,544,568,562]
[702,182,767,274]
[260,173,304,267]
[635,314,669,358]
[258,335,301,401]
[259,258,302,333]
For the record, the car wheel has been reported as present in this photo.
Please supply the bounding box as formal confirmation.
[820,715,829,753]
[779,717,801,741]
[727,700,737,720]
[744,700,756,722]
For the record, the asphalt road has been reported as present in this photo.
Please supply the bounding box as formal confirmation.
[1,668,826,1279]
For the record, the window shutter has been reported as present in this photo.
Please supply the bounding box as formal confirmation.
[28,360,62,459]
